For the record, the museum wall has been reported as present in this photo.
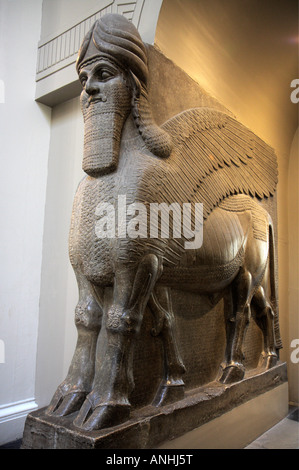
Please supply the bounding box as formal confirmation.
[155,0,298,405]
[0,0,51,444]
[35,97,84,407]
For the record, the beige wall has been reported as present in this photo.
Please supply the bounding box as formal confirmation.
[156,0,298,404]
[156,0,297,155]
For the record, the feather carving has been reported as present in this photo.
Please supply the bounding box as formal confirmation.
[159,107,278,219]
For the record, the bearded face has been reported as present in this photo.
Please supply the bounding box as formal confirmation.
[79,57,132,177]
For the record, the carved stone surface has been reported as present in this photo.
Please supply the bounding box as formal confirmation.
[22,363,287,449]
[23,13,284,447]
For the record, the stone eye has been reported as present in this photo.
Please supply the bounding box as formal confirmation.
[101,70,113,80]
[79,75,87,88]
[95,68,115,81]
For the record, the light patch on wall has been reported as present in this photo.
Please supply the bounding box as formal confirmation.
[0,80,4,103]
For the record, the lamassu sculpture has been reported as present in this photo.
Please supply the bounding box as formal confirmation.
[46,14,282,432]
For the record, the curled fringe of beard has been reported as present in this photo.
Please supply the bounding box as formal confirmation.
[83,110,127,176]
[131,75,173,159]
[82,77,132,176]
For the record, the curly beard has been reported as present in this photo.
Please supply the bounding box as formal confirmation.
[81,83,131,177]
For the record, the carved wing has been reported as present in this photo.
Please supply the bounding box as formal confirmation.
[161,108,278,219]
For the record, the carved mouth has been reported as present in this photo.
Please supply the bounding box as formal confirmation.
[87,95,107,107]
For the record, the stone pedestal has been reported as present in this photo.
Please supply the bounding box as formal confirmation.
[22,362,287,449]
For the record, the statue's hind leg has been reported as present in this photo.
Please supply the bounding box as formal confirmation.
[252,285,278,369]
[149,286,186,406]
[46,271,103,417]
[219,267,252,384]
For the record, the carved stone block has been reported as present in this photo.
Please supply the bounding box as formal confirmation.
[22,363,287,449]
[23,13,284,448]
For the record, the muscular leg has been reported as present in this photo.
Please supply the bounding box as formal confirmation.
[220,289,235,374]
[74,253,162,431]
[149,286,186,406]
[252,285,278,369]
[220,267,252,384]
[46,271,103,417]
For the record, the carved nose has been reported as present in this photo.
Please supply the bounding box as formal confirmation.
[85,79,100,96]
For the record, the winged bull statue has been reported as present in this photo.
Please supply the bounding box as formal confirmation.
[46,14,282,431]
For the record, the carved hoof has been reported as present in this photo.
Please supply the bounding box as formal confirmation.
[153,380,185,407]
[219,364,245,384]
[258,352,278,370]
[73,400,131,431]
[46,390,86,417]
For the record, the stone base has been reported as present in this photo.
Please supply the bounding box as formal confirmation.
[22,362,287,449]
[159,381,289,449]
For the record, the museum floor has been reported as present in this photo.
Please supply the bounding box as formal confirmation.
[244,405,299,449]
[0,406,298,449]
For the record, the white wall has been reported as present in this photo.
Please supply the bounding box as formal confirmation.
[0,0,51,444]
[40,0,163,44]
[35,97,84,408]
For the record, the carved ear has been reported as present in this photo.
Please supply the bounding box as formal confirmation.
[130,75,173,159]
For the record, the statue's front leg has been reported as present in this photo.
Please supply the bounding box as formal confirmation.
[46,271,103,417]
[74,254,162,431]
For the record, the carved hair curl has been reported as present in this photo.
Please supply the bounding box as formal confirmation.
[130,73,173,159]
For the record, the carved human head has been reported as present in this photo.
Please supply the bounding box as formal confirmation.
[77,14,172,176]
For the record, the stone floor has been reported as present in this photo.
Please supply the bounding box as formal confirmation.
[245,406,299,449]
[1,406,298,449]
